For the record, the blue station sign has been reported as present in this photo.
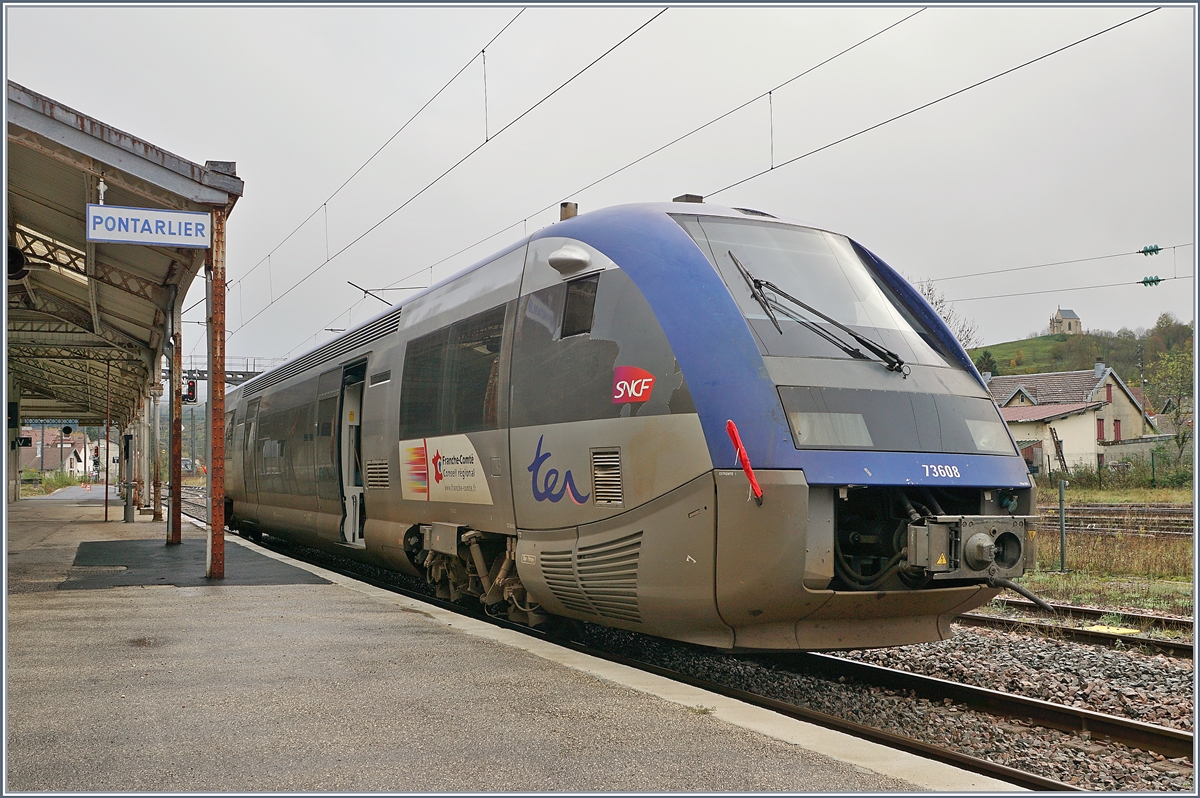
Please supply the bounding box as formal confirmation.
[86,204,211,249]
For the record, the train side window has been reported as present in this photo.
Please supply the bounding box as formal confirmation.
[561,274,599,338]
[398,328,448,440]
[445,305,506,433]
[315,396,339,501]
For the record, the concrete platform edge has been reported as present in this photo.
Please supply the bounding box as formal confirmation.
[224,534,1023,793]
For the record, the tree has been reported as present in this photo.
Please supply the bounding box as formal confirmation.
[974,350,999,376]
[1147,346,1194,464]
[912,278,981,349]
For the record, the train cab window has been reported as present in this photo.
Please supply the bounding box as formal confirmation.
[561,274,599,338]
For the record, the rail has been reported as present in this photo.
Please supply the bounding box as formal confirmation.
[789,653,1192,761]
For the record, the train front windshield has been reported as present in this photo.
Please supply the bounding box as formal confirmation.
[673,214,949,368]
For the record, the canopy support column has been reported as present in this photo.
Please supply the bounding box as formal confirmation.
[169,302,182,545]
[206,206,227,579]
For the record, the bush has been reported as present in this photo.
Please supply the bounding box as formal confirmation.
[1034,448,1192,491]
[40,470,80,493]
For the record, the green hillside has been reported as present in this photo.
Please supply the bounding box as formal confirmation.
[966,313,1192,388]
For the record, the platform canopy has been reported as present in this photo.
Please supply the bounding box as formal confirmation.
[6,81,243,427]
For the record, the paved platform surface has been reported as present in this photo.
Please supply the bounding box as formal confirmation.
[6,488,1020,792]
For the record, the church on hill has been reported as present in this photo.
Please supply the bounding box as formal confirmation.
[1048,307,1082,335]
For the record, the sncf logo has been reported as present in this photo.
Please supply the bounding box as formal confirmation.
[528,435,590,504]
[612,366,655,404]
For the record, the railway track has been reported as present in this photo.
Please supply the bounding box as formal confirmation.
[232,529,1196,791]
[782,653,1192,761]
[958,599,1194,659]
[1036,504,1193,537]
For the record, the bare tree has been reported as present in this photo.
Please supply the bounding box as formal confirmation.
[911,277,981,350]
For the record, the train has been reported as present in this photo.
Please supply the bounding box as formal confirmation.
[223,199,1038,651]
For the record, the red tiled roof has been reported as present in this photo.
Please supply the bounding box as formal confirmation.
[1000,402,1102,423]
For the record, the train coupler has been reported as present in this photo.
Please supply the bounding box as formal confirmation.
[906,515,1035,581]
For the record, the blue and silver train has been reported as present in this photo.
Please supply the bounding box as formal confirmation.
[224,200,1036,650]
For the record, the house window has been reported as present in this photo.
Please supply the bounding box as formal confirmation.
[1114,419,1121,441]
[1106,384,1112,403]
[1097,418,1105,441]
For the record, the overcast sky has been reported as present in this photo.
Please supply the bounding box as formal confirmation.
[5,4,1196,385]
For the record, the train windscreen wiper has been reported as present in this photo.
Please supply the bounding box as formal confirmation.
[728,249,783,334]
[728,251,908,375]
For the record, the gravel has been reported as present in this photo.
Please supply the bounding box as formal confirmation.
[578,624,1194,792]
[844,624,1195,731]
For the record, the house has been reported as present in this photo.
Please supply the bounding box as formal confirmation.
[1048,307,1082,335]
[984,360,1158,472]
[19,427,90,477]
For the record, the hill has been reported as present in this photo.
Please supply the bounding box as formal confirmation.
[966,313,1192,389]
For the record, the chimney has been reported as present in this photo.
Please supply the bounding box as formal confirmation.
[1094,359,1105,379]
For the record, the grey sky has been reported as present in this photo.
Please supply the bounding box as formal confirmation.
[5,4,1195,378]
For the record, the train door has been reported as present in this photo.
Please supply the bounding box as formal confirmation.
[242,398,260,520]
[341,371,365,546]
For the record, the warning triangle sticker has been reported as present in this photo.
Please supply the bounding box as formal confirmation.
[936,553,948,565]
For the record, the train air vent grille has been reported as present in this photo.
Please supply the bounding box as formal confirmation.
[577,531,642,622]
[365,460,390,490]
[540,550,593,614]
[591,450,622,506]
[538,532,643,623]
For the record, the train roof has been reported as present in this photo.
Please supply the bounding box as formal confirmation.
[235,201,841,397]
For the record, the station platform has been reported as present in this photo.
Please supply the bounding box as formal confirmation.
[6,488,1020,792]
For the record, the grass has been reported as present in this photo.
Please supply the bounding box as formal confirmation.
[1022,525,1194,615]
[1048,487,1194,505]
[1017,570,1192,616]
[19,470,81,496]
[1035,528,1192,580]
[967,334,1072,375]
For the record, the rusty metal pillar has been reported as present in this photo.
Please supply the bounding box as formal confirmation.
[169,300,183,545]
[152,377,162,523]
[207,206,227,579]
[104,361,111,521]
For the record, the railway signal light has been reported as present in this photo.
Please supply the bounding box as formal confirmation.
[1140,275,1161,287]
[1140,245,1161,256]
[184,379,197,403]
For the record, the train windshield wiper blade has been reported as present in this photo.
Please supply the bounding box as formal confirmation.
[728,250,782,334]
[765,297,870,362]
[727,251,906,374]
[760,278,908,374]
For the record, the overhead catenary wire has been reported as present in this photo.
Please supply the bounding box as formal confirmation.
[948,273,1193,303]
[367,10,924,296]
[704,7,1160,198]
[247,6,1162,359]
[246,9,925,350]
[228,7,667,340]
[233,6,915,346]
[931,243,1193,283]
[223,8,526,298]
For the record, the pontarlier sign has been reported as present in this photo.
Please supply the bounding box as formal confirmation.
[86,204,212,249]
